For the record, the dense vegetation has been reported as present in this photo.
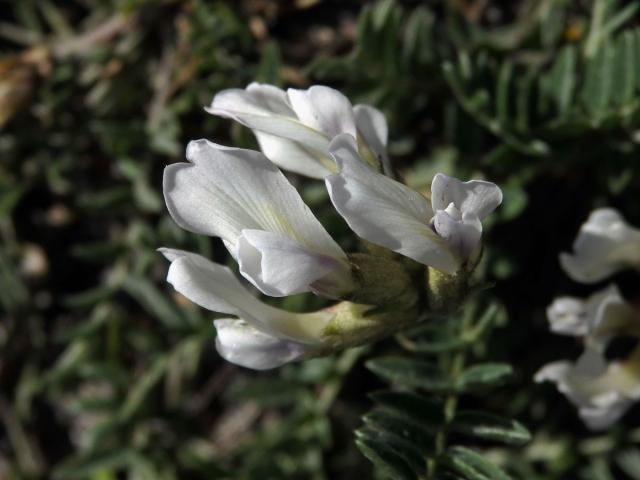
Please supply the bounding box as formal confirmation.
[2,0,640,478]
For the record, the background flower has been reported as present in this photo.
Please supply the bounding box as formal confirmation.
[536,348,640,430]
[560,208,640,284]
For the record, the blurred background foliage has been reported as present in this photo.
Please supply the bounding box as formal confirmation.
[2,0,640,478]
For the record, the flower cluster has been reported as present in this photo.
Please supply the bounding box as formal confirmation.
[536,208,640,429]
[161,83,502,370]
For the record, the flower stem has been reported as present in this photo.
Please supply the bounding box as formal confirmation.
[426,303,476,478]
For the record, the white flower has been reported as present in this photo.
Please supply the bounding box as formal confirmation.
[546,284,637,349]
[560,208,640,284]
[207,83,389,178]
[160,249,332,369]
[162,84,505,370]
[540,285,640,429]
[163,139,353,298]
[535,347,640,430]
[325,134,502,273]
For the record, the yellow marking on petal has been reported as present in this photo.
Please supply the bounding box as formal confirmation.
[261,205,305,243]
[356,132,383,172]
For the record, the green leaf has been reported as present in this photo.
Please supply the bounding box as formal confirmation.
[37,0,73,35]
[472,304,507,337]
[380,3,403,74]
[600,1,640,41]
[398,322,471,354]
[77,187,131,211]
[357,427,427,476]
[366,357,454,393]
[356,434,416,480]
[612,30,636,107]
[451,410,531,446]
[443,446,512,480]
[540,0,567,48]
[372,0,397,30]
[356,4,374,53]
[117,354,169,422]
[584,0,613,58]
[635,29,640,90]
[456,363,513,391]
[363,410,436,450]
[495,61,513,127]
[617,449,640,479]
[257,41,282,85]
[548,45,577,116]
[368,390,445,426]
[581,40,615,124]
[442,60,549,157]
[227,378,306,407]
[63,285,118,309]
[132,178,163,213]
[514,67,535,132]
[53,450,134,480]
[122,275,186,329]
[403,7,434,66]
[71,242,125,262]
[41,340,91,387]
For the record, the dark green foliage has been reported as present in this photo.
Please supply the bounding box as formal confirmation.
[367,357,457,393]
[443,446,512,480]
[3,0,640,479]
[450,411,531,446]
[357,303,527,479]
[356,305,531,480]
[368,391,445,426]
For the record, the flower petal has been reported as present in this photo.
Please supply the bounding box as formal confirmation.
[560,208,640,283]
[547,284,638,354]
[579,393,632,431]
[354,104,391,174]
[585,285,637,346]
[326,134,458,273]
[206,83,329,152]
[546,297,590,336]
[163,139,348,294]
[214,319,311,370]
[237,229,351,298]
[287,85,357,139]
[535,348,640,430]
[163,141,260,240]
[159,248,331,343]
[573,347,608,376]
[433,208,482,259]
[254,131,334,179]
[431,173,503,220]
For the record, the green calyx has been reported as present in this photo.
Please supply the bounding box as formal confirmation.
[320,301,418,351]
[346,252,419,308]
[317,251,474,352]
[426,266,471,316]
